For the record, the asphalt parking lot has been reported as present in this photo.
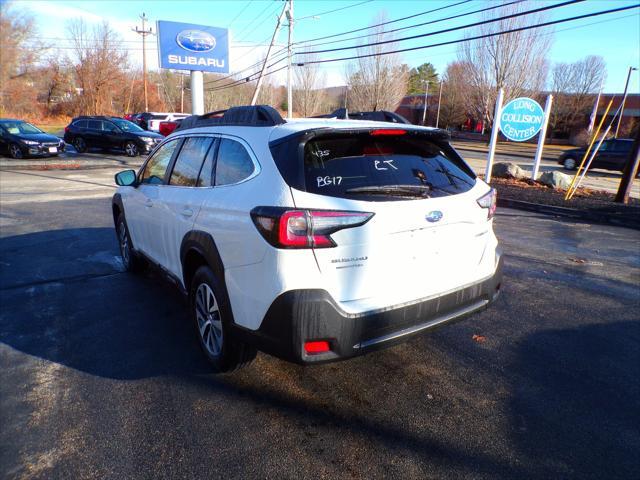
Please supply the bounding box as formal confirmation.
[1,161,639,479]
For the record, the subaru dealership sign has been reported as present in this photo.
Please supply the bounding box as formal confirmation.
[499,97,544,142]
[157,21,229,73]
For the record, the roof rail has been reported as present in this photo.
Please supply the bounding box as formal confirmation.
[176,105,285,131]
[311,108,410,124]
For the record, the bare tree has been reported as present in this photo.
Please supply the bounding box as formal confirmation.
[67,19,129,115]
[458,1,553,128]
[439,61,473,129]
[293,52,326,117]
[346,13,408,112]
[549,55,606,137]
[0,3,48,114]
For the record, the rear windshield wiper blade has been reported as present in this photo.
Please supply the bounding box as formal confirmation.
[345,185,431,198]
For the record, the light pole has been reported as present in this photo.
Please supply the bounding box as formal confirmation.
[614,66,638,138]
[421,80,429,126]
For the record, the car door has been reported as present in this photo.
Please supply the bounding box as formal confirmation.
[102,120,122,150]
[153,135,217,278]
[610,141,633,171]
[124,138,181,262]
[86,120,104,148]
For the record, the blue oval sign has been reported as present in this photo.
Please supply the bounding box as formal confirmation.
[426,211,443,223]
[499,97,544,142]
[176,30,216,52]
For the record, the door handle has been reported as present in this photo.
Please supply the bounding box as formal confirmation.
[181,208,193,218]
[144,199,153,207]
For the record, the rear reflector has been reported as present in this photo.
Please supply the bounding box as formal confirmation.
[370,129,406,136]
[251,207,374,249]
[304,340,330,354]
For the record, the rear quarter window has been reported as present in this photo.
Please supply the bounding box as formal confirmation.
[301,133,475,200]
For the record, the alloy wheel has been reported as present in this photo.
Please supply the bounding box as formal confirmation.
[9,144,23,159]
[118,221,130,268]
[125,142,138,157]
[74,137,86,153]
[564,157,577,170]
[195,283,223,357]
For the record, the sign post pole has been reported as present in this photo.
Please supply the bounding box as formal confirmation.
[531,94,553,180]
[485,88,504,183]
[191,70,204,115]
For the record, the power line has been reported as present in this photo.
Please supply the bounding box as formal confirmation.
[203,46,289,86]
[233,1,281,43]
[298,0,586,57]
[293,0,473,46]
[297,0,374,21]
[296,0,525,51]
[204,65,288,92]
[300,3,640,65]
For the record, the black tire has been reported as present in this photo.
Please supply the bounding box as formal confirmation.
[190,265,256,373]
[124,141,139,157]
[73,137,87,153]
[116,213,144,273]
[563,156,577,171]
[9,143,24,159]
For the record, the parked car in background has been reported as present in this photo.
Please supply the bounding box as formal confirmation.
[111,105,502,372]
[0,118,65,159]
[64,116,163,156]
[135,112,190,132]
[559,138,635,173]
[124,113,137,121]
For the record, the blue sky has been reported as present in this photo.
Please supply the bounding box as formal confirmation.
[12,0,640,93]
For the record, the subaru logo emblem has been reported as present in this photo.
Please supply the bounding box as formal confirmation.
[176,30,216,52]
[426,211,443,223]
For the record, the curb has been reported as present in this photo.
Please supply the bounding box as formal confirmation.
[453,145,558,162]
[497,197,640,231]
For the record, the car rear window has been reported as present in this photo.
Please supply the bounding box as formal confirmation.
[299,132,475,200]
[151,114,168,120]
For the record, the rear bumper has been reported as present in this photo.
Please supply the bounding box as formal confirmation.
[233,249,504,365]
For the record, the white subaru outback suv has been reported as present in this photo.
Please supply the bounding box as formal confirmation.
[113,105,502,372]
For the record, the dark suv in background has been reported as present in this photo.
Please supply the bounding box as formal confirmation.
[64,116,163,156]
[558,138,635,173]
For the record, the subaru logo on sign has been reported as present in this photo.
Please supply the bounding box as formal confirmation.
[426,211,443,223]
[176,29,216,52]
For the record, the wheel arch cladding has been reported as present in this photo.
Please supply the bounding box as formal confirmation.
[112,193,123,226]
[180,230,226,293]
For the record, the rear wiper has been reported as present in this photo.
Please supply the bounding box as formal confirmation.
[345,184,431,198]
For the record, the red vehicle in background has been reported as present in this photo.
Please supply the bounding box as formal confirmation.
[159,119,182,136]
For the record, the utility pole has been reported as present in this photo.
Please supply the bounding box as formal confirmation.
[286,0,294,119]
[133,13,153,112]
[614,125,640,204]
[614,66,638,138]
[421,80,429,126]
[180,73,184,113]
[251,2,288,106]
[435,80,443,129]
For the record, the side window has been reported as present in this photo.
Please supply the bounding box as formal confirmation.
[88,120,102,130]
[614,141,632,153]
[197,139,218,187]
[75,120,88,129]
[215,138,255,186]
[103,121,118,132]
[169,137,213,187]
[140,140,179,185]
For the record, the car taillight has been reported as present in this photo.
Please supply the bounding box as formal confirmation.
[477,189,497,219]
[64,126,69,134]
[251,207,374,249]
[159,121,177,136]
[370,129,406,136]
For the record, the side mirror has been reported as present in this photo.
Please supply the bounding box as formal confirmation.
[115,169,137,187]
